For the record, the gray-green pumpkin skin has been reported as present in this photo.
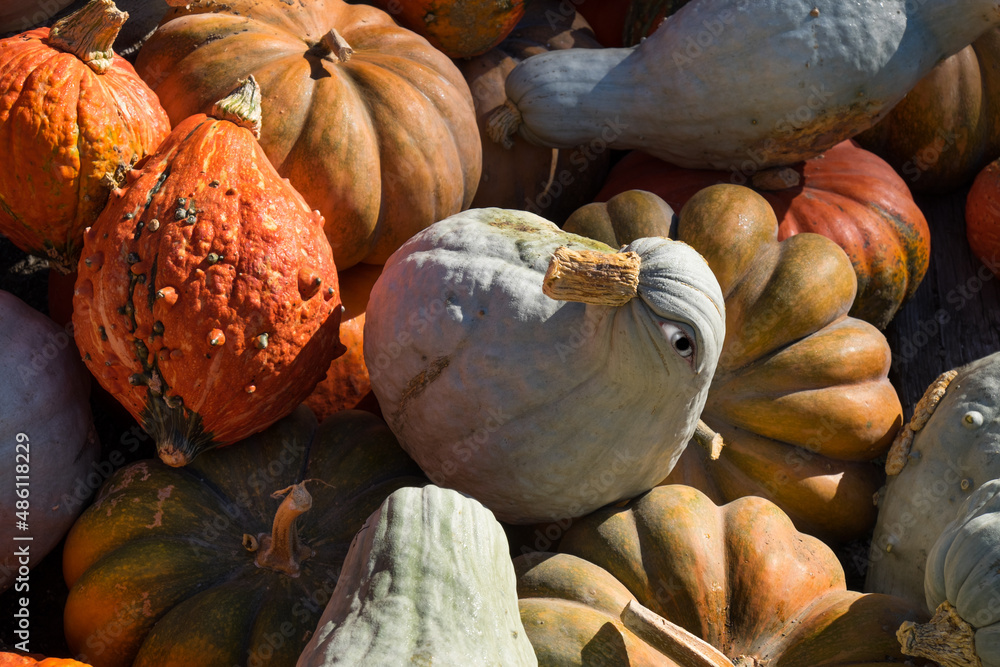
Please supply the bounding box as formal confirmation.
[866,350,1000,607]
[362,207,726,524]
[296,485,537,667]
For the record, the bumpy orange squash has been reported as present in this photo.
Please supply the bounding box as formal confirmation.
[0,0,170,272]
[134,0,480,269]
[72,78,344,467]
[565,187,902,542]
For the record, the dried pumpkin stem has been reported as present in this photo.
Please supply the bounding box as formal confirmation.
[211,76,263,139]
[621,599,736,667]
[543,246,640,306]
[254,482,315,576]
[487,99,522,150]
[693,420,724,460]
[316,28,353,62]
[897,601,983,667]
[47,0,128,74]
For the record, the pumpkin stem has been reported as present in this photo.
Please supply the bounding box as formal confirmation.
[543,246,640,306]
[47,0,128,74]
[313,28,353,63]
[211,76,263,139]
[620,599,736,667]
[693,420,724,460]
[749,166,802,191]
[487,99,522,150]
[884,368,957,475]
[254,482,315,576]
[897,600,983,667]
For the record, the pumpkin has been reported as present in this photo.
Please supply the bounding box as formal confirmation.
[71,77,345,468]
[0,0,171,273]
[62,405,427,667]
[0,290,100,595]
[964,156,1000,279]
[303,263,381,421]
[856,28,1000,195]
[0,655,92,667]
[489,0,1000,171]
[575,0,689,47]
[133,0,481,270]
[897,478,1000,667]
[455,0,609,225]
[866,350,1000,609]
[564,186,901,543]
[594,140,931,330]
[515,484,931,666]
[298,485,537,665]
[359,0,525,58]
[364,206,726,524]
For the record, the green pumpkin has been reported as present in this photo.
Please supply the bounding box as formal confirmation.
[298,485,537,665]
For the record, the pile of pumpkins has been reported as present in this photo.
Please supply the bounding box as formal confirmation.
[1,0,1000,665]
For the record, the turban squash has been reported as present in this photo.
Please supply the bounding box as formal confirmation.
[564,186,902,543]
[62,406,427,667]
[0,0,170,273]
[515,484,930,666]
[133,0,481,270]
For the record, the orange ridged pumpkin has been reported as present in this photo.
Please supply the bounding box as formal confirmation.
[72,77,344,467]
[0,0,170,273]
[595,140,930,330]
[965,157,1000,278]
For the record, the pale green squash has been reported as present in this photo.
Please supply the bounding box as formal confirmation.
[296,485,537,666]
[363,207,726,524]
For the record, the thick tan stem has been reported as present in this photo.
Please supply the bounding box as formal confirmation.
[621,600,735,667]
[487,99,522,150]
[254,482,314,576]
[48,0,128,74]
[211,76,263,139]
[543,247,640,306]
[897,600,982,667]
[317,28,353,62]
[693,420,724,460]
[885,368,957,475]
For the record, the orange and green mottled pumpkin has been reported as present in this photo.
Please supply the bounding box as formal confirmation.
[62,406,427,667]
[72,77,344,467]
[515,484,931,666]
[0,0,170,272]
[134,0,481,270]
[565,186,902,542]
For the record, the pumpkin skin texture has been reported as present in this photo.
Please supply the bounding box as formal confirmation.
[866,351,1000,609]
[360,0,526,58]
[71,79,345,468]
[565,187,902,543]
[303,263,381,421]
[965,157,1000,278]
[857,28,1000,195]
[0,0,171,273]
[594,140,932,330]
[515,485,931,666]
[133,0,481,270]
[363,207,726,524]
[0,655,92,667]
[0,290,100,594]
[298,485,537,666]
[62,406,428,667]
[494,0,1000,170]
[456,0,608,225]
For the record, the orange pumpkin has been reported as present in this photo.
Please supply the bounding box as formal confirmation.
[0,654,92,667]
[0,0,170,273]
[965,157,1000,278]
[72,78,344,467]
[133,0,481,270]
[595,140,930,329]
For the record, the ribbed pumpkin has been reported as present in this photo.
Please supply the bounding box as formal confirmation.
[965,157,1000,278]
[456,0,608,225]
[62,406,428,667]
[0,0,170,273]
[857,27,1000,195]
[594,140,931,329]
[565,187,902,543]
[303,263,381,421]
[515,484,930,666]
[360,0,525,58]
[72,77,344,467]
[133,0,481,270]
